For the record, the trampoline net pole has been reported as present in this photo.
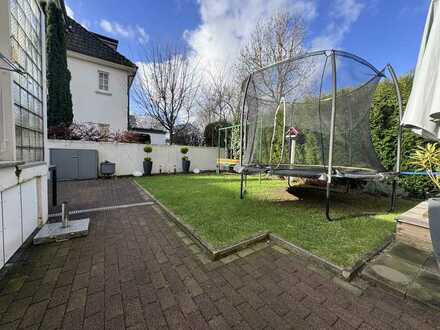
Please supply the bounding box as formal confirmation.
[217,129,221,174]
[387,64,403,211]
[326,50,338,221]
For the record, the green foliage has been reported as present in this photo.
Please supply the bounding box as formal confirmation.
[370,74,431,196]
[230,125,240,159]
[144,145,153,153]
[204,121,231,147]
[46,3,73,127]
[409,143,440,191]
[180,147,189,154]
[144,157,152,162]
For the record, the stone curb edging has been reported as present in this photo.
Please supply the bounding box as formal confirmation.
[132,179,395,280]
[132,179,269,260]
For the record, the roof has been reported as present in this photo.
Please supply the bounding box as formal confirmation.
[66,17,137,69]
[129,127,167,135]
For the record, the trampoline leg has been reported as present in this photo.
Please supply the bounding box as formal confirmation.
[240,172,245,200]
[389,180,397,212]
[325,182,333,221]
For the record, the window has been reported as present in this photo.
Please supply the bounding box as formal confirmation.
[10,0,44,162]
[98,71,109,91]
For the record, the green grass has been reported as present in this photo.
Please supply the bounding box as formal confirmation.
[136,174,418,267]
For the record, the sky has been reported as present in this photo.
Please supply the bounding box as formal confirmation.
[65,0,430,77]
[65,0,431,118]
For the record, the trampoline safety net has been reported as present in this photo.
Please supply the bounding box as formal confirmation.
[240,50,388,179]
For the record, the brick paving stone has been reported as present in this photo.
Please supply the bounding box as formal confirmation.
[0,179,433,330]
[48,285,71,308]
[85,291,105,317]
[19,299,48,328]
[143,302,167,329]
[84,311,105,330]
[0,297,32,324]
[40,304,66,330]
[62,307,84,329]
[105,294,124,321]
[208,315,229,330]
[105,314,125,330]
[193,293,218,321]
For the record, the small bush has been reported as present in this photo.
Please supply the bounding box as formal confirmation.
[144,156,152,162]
[144,145,153,153]
[180,147,189,155]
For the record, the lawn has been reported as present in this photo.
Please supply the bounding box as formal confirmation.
[136,174,418,267]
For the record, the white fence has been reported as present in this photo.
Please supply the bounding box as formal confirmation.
[47,139,220,176]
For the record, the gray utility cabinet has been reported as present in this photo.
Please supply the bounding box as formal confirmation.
[50,149,98,181]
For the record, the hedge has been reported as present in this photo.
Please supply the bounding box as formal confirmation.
[370,74,431,197]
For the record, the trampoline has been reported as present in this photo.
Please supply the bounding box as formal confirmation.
[236,50,403,221]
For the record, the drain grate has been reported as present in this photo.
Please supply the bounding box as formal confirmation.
[48,201,154,218]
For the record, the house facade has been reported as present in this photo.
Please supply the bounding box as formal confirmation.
[128,115,167,144]
[66,18,137,133]
[0,0,61,268]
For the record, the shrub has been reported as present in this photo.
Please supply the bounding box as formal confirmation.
[144,156,152,162]
[144,145,153,153]
[180,147,189,160]
[370,74,432,197]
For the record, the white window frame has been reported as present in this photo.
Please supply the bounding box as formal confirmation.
[98,71,109,91]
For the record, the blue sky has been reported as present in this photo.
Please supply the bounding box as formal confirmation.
[65,0,430,76]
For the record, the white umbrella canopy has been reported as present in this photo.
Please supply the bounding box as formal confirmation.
[402,0,440,141]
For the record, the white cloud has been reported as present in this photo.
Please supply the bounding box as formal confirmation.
[80,20,91,30]
[99,19,149,44]
[65,5,74,18]
[310,0,364,50]
[184,0,317,81]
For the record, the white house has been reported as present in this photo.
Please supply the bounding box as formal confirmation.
[65,18,138,133]
[0,0,61,268]
[128,115,167,144]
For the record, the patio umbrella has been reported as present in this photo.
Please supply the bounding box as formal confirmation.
[401,0,440,140]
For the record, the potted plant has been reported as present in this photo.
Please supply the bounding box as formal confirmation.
[410,143,440,269]
[143,145,153,176]
[181,147,190,173]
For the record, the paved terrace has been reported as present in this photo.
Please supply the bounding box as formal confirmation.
[0,178,438,329]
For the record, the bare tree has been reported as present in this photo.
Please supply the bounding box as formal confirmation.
[133,44,199,144]
[196,70,238,127]
[236,11,309,102]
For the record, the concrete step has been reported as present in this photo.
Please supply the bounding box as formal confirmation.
[396,201,432,252]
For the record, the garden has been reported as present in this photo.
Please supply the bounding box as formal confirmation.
[136,173,418,268]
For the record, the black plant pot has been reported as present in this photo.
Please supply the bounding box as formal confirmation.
[182,159,191,173]
[428,198,440,271]
[143,160,153,176]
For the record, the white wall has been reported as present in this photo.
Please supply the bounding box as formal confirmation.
[149,133,167,145]
[0,163,48,266]
[48,139,221,175]
[68,53,131,132]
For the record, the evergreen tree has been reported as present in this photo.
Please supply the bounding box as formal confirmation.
[46,2,73,127]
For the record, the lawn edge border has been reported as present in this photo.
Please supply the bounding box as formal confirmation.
[345,234,395,279]
[132,179,217,259]
[133,178,396,280]
[133,179,270,260]
[269,234,344,274]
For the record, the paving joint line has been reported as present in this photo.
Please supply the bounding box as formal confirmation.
[48,201,155,218]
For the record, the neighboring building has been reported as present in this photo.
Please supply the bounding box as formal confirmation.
[0,0,62,268]
[65,18,138,133]
[128,114,167,144]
